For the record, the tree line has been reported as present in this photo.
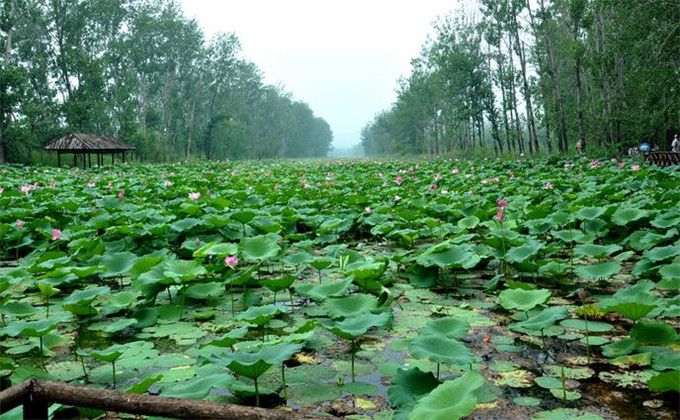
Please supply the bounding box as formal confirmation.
[362,0,679,156]
[0,0,333,164]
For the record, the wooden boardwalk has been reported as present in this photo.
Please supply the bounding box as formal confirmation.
[645,152,680,167]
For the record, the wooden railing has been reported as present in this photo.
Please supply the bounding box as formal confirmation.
[645,151,680,167]
[0,379,326,420]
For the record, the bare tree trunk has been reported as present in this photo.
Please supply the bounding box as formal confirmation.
[539,0,568,153]
[527,0,553,153]
[0,0,16,164]
[496,41,513,153]
[185,100,196,161]
[506,36,525,154]
[515,36,539,154]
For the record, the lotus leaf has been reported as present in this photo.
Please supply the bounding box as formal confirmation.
[408,370,485,420]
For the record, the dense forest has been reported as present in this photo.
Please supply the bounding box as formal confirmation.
[362,0,680,156]
[0,0,333,164]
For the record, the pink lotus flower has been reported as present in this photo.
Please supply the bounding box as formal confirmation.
[118,189,125,200]
[51,228,61,241]
[631,164,641,172]
[224,255,238,269]
[50,179,56,188]
[17,220,23,230]
[435,173,442,181]
[492,177,500,183]
[365,206,373,214]
[164,180,173,187]
[494,210,504,222]
[618,162,625,168]
[188,192,201,200]
[20,184,32,195]
[87,182,95,188]
[481,179,489,185]
[394,176,404,185]
[497,199,508,208]
[394,195,402,201]
[428,184,438,190]
[382,181,388,187]
[274,184,280,190]
[0,186,3,193]
[451,168,459,174]
[195,237,200,246]
[544,182,554,189]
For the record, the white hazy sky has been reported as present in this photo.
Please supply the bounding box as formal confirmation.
[178,0,461,149]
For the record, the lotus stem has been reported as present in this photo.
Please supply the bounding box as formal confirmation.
[560,366,567,401]
[112,360,117,389]
[351,339,356,382]
[166,286,173,304]
[281,364,287,400]
[254,377,260,407]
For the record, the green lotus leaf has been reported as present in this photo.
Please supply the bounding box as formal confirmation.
[261,275,295,294]
[323,294,381,319]
[573,244,622,259]
[284,251,314,266]
[575,206,606,221]
[643,245,679,263]
[388,367,439,409]
[574,261,621,280]
[647,371,680,393]
[193,242,238,258]
[231,210,256,225]
[416,245,481,269]
[601,338,638,358]
[560,319,613,332]
[163,260,207,280]
[63,286,111,305]
[506,241,545,264]
[294,277,353,302]
[320,311,392,340]
[0,301,38,318]
[345,260,387,281]
[240,234,281,261]
[185,282,224,300]
[409,370,484,420]
[458,216,480,230]
[605,302,656,321]
[533,408,604,420]
[170,217,202,232]
[611,207,649,226]
[200,326,249,348]
[419,317,470,339]
[409,336,475,366]
[2,316,68,338]
[609,352,652,368]
[499,288,551,312]
[534,376,563,389]
[551,229,587,243]
[630,321,678,344]
[659,263,680,280]
[510,307,569,332]
[235,304,282,326]
[129,256,164,280]
[100,251,138,278]
[309,258,333,271]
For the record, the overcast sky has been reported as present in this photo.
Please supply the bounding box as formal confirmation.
[178,0,459,149]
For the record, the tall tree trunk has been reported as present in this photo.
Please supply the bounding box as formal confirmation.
[516,36,539,154]
[496,41,513,153]
[527,0,553,153]
[506,37,525,154]
[539,0,568,152]
[0,0,16,164]
[185,100,196,161]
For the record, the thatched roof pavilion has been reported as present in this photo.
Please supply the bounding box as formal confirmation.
[44,133,135,167]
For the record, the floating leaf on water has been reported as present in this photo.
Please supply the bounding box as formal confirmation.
[549,389,581,401]
[533,408,604,420]
[513,396,541,407]
[498,288,551,312]
[560,319,613,332]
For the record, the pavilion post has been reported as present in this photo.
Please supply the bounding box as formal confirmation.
[82,153,85,168]
[112,153,115,165]
[88,154,91,168]
[57,152,61,168]
[73,153,77,168]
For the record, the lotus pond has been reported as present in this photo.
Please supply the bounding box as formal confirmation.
[0,157,678,420]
